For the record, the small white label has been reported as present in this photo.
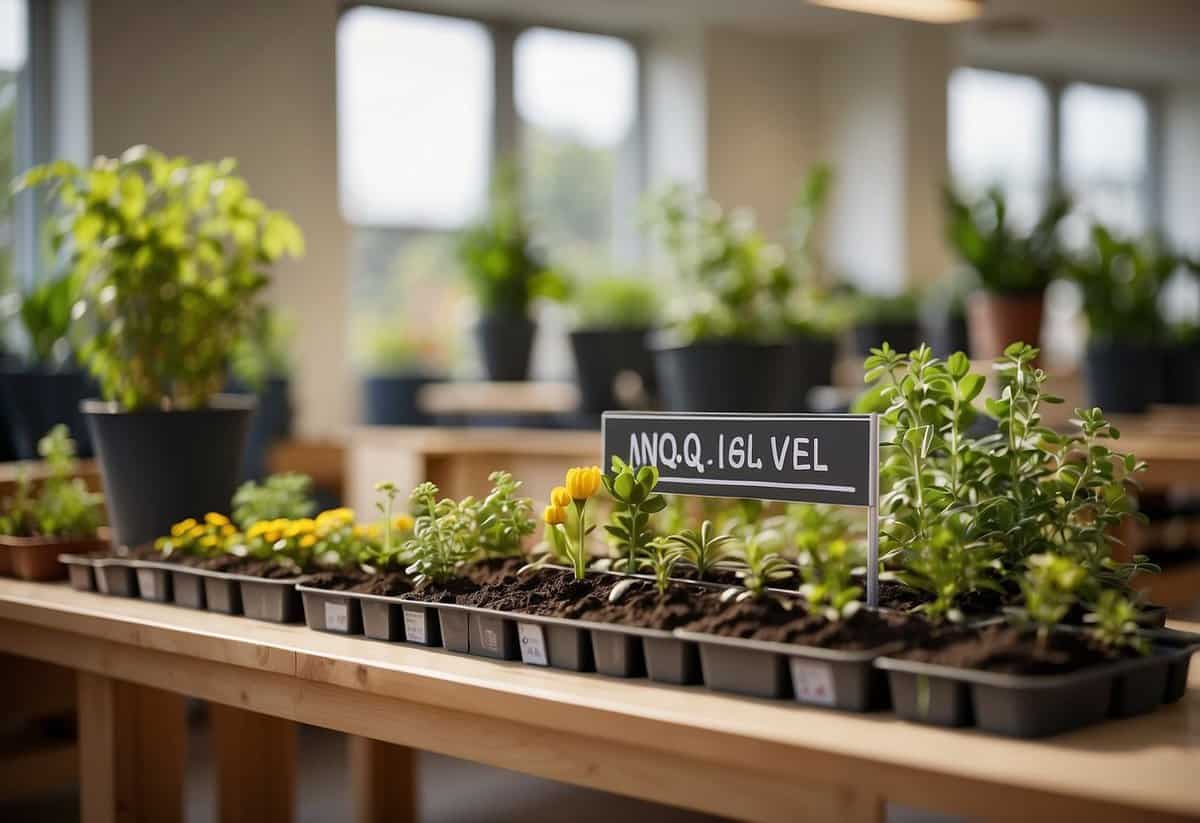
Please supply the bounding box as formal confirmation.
[518,623,549,666]
[96,569,110,594]
[139,571,156,599]
[403,608,427,644]
[789,658,836,706]
[324,601,349,632]
[478,624,501,652]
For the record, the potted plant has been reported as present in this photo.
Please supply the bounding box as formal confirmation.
[1164,319,1200,405]
[1069,226,1171,414]
[566,275,659,413]
[0,425,106,580]
[14,146,304,550]
[844,288,922,357]
[353,319,446,426]
[944,187,1069,360]
[642,185,793,411]
[229,308,294,479]
[0,272,96,459]
[457,162,563,381]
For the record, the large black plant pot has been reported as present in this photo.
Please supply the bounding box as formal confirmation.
[569,328,656,413]
[779,335,836,412]
[362,374,437,426]
[228,376,292,481]
[476,315,536,382]
[1083,341,1164,415]
[83,396,253,550]
[654,341,787,412]
[1163,342,1200,406]
[850,321,921,358]
[0,366,96,459]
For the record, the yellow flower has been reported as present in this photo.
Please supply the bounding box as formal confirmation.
[294,518,315,533]
[265,530,281,544]
[299,534,317,548]
[222,524,236,537]
[550,486,572,508]
[392,513,414,532]
[204,512,230,527]
[171,518,197,537]
[543,505,567,526]
[187,524,206,540]
[565,466,601,501]
[200,535,218,548]
[247,521,269,538]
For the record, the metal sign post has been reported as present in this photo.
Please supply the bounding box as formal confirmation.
[601,411,882,607]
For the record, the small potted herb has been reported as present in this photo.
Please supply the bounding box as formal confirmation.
[944,187,1069,360]
[457,161,564,381]
[0,272,96,459]
[147,512,241,608]
[1,425,106,582]
[1069,225,1173,413]
[14,146,304,550]
[353,320,447,425]
[566,275,659,413]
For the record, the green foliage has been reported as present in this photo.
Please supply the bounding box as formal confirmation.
[570,275,660,330]
[797,538,864,622]
[231,473,316,530]
[0,425,103,538]
[1085,589,1149,655]
[733,528,793,599]
[351,316,449,375]
[944,187,1069,295]
[402,481,478,587]
[13,146,304,409]
[601,457,667,574]
[643,538,685,596]
[457,159,564,318]
[1067,225,1174,343]
[787,162,833,288]
[846,289,920,325]
[472,470,535,558]
[17,272,80,365]
[1019,552,1086,646]
[666,519,736,580]
[230,307,294,387]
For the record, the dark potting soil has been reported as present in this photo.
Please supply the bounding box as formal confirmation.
[305,570,375,591]
[895,624,1135,675]
[401,556,530,604]
[582,579,720,631]
[350,572,413,597]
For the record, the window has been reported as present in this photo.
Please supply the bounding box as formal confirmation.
[0,0,27,301]
[336,8,642,379]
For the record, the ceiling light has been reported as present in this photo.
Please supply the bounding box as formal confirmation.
[809,0,983,24]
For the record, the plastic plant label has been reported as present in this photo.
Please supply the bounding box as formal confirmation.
[140,571,156,600]
[518,623,549,666]
[789,658,836,706]
[403,608,427,644]
[95,570,110,595]
[325,601,349,632]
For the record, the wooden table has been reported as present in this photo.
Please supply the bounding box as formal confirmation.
[0,579,1197,823]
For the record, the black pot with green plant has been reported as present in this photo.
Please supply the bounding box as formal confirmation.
[845,289,921,357]
[354,320,447,426]
[0,272,96,459]
[1070,225,1172,415]
[566,275,659,413]
[458,162,563,381]
[945,187,1069,360]
[228,308,294,480]
[15,145,304,549]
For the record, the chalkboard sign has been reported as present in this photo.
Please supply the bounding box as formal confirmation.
[601,411,881,606]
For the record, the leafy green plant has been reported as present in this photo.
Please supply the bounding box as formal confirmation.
[403,481,478,587]
[666,520,736,581]
[1019,552,1086,650]
[1085,589,1148,655]
[231,473,316,530]
[0,425,103,538]
[846,289,920,325]
[1067,225,1173,343]
[471,470,535,558]
[14,146,304,409]
[362,481,408,571]
[17,272,80,366]
[570,275,660,330]
[602,457,667,574]
[944,187,1069,294]
[732,528,793,599]
[351,319,448,375]
[786,162,833,290]
[457,160,564,318]
[643,538,685,595]
[797,538,864,621]
[230,307,294,388]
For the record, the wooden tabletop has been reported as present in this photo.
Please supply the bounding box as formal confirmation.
[0,579,1197,822]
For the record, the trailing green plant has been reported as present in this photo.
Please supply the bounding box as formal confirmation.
[1067,225,1173,343]
[457,160,565,318]
[602,457,667,574]
[732,528,793,600]
[797,538,864,622]
[231,473,316,530]
[0,425,104,538]
[403,481,478,587]
[13,146,304,409]
[230,307,294,388]
[944,187,1069,294]
[471,470,535,558]
[16,272,80,366]
[665,519,736,581]
[1085,589,1149,655]
[570,275,659,330]
[1018,552,1086,650]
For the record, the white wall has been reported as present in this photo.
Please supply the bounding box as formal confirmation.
[89,0,349,438]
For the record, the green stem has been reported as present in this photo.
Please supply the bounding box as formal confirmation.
[574,500,586,581]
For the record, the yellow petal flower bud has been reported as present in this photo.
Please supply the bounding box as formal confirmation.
[543,505,567,526]
[565,466,601,501]
[550,486,572,508]
[204,512,229,527]
[392,513,414,532]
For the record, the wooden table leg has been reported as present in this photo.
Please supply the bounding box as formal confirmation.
[77,671,186,823]
[210,703,296,823]
[349,736,417,823]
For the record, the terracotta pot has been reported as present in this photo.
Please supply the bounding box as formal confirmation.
[965,291,1044,361]
[0,533,111,581]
